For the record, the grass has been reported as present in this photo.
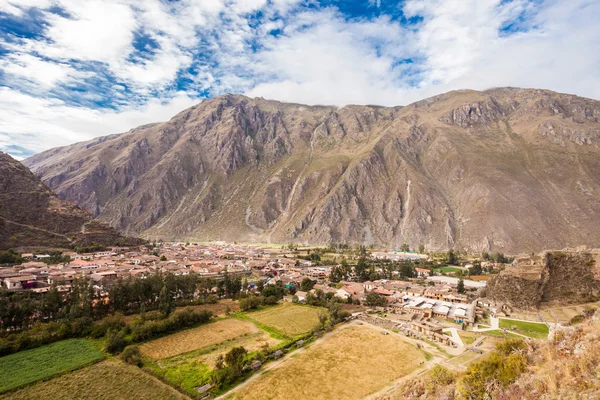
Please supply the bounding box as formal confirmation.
[233,325,425,400]
[242,303,322,337]
[457,331,479,345]
[140,318,259,359]
[0,338,104,394]
[499,318,549,339]
[0,361,187,400]
[144,319,282,397]
[447,351,481,366]
[148,330,282,396]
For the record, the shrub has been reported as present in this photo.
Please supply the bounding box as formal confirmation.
[428,365,455,387]
[105,329,129,354]
[121,345,143,366]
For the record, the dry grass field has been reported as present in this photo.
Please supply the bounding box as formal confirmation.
[246,303,322,336]
[234,324,425,400]
[141,318,258,359]
[0,361,188,400]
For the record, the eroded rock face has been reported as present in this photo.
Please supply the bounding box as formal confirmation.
[439,97,506,127]
[23,88,600,252]
[486,250,600,309]
[0,152,141,249]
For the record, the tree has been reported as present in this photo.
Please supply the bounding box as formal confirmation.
[160,255,167,261]
[400,243,410,252]
[365,291,387,307]
[354,255,370,282]
[158,284,174,316]
[225,346,248,374]
[399,262,415,279]
[457,278,465,294]
[418,243,425,254]
[329,266,344,283]
[469,263,483,276]
[300,278,315,292]
[262,284,283,299]
[448,249,457,265]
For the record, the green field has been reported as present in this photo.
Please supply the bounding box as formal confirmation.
[0,339,104,394]
[499,318,549,339]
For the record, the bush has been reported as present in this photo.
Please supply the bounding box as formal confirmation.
[457,339,527,399]
[105,329,129,354]
[427,365,455,390]
[121,345,143,366]
[239,295,264,311]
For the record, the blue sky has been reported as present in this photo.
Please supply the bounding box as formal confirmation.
[0,0,599,159]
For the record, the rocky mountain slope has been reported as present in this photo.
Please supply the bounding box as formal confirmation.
[0,152,141,250]
[485,249,600,309]
[24,88,600,252]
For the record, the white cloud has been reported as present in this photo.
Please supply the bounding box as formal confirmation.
[0,0,53,16]
[0,0,599,159]
[0,53,88,88]
[0,87,199,156]
[35,0,138,64]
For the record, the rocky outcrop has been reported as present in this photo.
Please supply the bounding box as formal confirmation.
[0,152,142,250]
[485,250,600,309]
[23,88,600,252]
[439,97,506,127]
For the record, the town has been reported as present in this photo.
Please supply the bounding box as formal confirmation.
[1,242,509,347]
[1,242,598,400]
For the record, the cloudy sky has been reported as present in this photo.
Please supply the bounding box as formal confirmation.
[1,0,599,159]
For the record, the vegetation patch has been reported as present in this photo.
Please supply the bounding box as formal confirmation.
[234,324,425,400]
[243,303,322,337]
[0,338,103,394]
[498,319,549,339]
[146,330,281,396]
[140,318,258,359]
[0,361,187,400]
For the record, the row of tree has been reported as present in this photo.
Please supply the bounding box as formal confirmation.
[0,272,220,333]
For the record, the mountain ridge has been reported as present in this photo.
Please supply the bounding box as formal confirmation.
[0,152,142,250]
[24,87,600,252]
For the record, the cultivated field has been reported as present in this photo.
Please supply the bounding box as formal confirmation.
[0,339,103,394]
[141,318,258,359]
[150,330,281,395]
[0,361,188,400]
[196,332,281,368]
[246,303,322,336]
[234,324,426,400]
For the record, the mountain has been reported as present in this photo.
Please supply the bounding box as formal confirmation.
[24,88,600,253]
[0,152,141,250]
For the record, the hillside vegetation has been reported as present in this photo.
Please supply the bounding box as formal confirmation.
[383,310,600,399]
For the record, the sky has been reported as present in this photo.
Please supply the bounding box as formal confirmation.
[0,0,599,159]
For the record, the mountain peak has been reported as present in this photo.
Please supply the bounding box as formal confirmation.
[23,88,600,252]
